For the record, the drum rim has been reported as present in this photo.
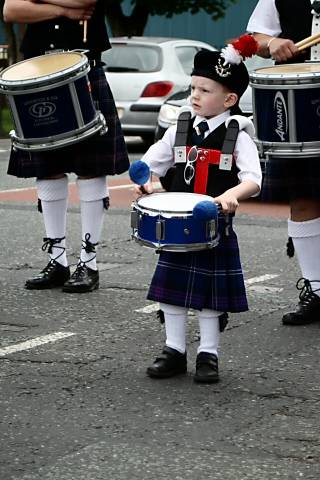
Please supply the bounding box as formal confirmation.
[0,52,88,85]
[250,62,320,81]
[135,192,214,215]
[132,233,220,251]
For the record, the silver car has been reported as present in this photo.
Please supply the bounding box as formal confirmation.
[102,37,217,144]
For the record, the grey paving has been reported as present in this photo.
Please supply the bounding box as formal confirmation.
[0,140,319,480]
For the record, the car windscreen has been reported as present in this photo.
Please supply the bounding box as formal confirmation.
[103,45,162,73]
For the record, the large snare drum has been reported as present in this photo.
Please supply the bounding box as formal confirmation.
[250,63,320,157]
[0,52,107,151]
[131,192,219,252]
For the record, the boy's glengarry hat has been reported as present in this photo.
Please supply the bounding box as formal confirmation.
[191,34,258,99]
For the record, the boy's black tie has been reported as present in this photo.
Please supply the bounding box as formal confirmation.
[191,120,209,145]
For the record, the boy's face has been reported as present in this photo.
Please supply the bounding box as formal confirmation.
[190,76,238,118]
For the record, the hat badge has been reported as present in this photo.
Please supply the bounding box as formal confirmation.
[215,58,231,78]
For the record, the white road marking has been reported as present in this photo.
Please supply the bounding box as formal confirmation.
[135,303,160,314]
[245,274,279,285]
[247,285,283,294]
[0,331,75,357]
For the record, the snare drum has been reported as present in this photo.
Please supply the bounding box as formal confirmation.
[250,63,320,158]
[131,192,219,252]
[0,52,107,151]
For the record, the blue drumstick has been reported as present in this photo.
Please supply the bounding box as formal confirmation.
[192,201,219,220]
[129,160,150,185]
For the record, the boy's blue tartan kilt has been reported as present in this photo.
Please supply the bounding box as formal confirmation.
[7,66,129,179]
[262,155,320,202]
[147,217,248,313]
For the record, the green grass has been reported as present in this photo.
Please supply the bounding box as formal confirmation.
[0,105,14,138]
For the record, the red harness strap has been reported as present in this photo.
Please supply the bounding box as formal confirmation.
[186,146,221,195]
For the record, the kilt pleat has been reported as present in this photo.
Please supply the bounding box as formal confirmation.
[147,218,248,313]
[262,155,320,202]
[7,66,129,179]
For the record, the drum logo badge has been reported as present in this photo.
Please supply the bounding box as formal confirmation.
[28,101,57,119]
[273,91,288,141]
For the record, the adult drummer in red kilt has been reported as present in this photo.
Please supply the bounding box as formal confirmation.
[130,36,262,383]
[247,0,320,325]
[3,0,129,292]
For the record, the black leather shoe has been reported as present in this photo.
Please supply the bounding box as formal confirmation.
[62,263,99,293]
[282,278,320,325]
[25,260,70,290]
[146,346,187,378]
[194,352,219,383]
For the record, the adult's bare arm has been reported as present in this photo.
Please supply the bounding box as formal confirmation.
[40,0,96,8]
[252,32,299,62]
[3,0,94,23]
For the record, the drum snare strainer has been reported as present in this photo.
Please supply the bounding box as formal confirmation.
[131,192,219,252]
[0,51,107,151]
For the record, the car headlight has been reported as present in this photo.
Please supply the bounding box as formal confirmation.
[158,103,181,126]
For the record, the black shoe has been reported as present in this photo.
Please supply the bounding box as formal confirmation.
[282,278,320,325]
[194,352,219,383]
[146,346,187,378]
[25,260,70,290]
[62,263,99,293]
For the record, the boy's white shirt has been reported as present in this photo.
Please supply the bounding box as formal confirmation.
[141,110,262,193]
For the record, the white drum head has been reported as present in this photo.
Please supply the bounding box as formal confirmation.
[136,192,214,216]
[255,63,320,75]
[0,52,86,82]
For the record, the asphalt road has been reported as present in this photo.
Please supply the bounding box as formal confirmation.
[0,139,319,480]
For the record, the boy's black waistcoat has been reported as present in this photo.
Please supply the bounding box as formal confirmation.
[21,0,110,59]
[275,0,312,63]
[169,121,239,198]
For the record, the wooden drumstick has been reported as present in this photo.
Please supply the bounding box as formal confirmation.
[295,32,320,51]
[79,20,88,43]
[83,20,88,43]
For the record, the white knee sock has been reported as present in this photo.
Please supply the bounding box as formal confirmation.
[197,309,221,356]
[36,177,68,267]
[77,177,108,270]
[288,217,320,295]
[160,303,187,354]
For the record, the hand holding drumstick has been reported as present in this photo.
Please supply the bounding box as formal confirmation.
[267,37,299,62]
[252,33,300,62]
[264,33,320,62]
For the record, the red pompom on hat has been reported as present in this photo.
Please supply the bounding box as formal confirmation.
[231,34,258,60]
[221,34,258,65]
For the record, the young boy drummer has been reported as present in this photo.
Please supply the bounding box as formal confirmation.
[131,35,262,383]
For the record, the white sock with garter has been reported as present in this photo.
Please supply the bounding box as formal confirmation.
[197,309,221,356]
[36,176,68,267]
[288,217,320,296]
[160,303,187,354]
[77,177,108,271]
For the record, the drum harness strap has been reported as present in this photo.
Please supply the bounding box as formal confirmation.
[310,0,320,61]
[174,111,239,194]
